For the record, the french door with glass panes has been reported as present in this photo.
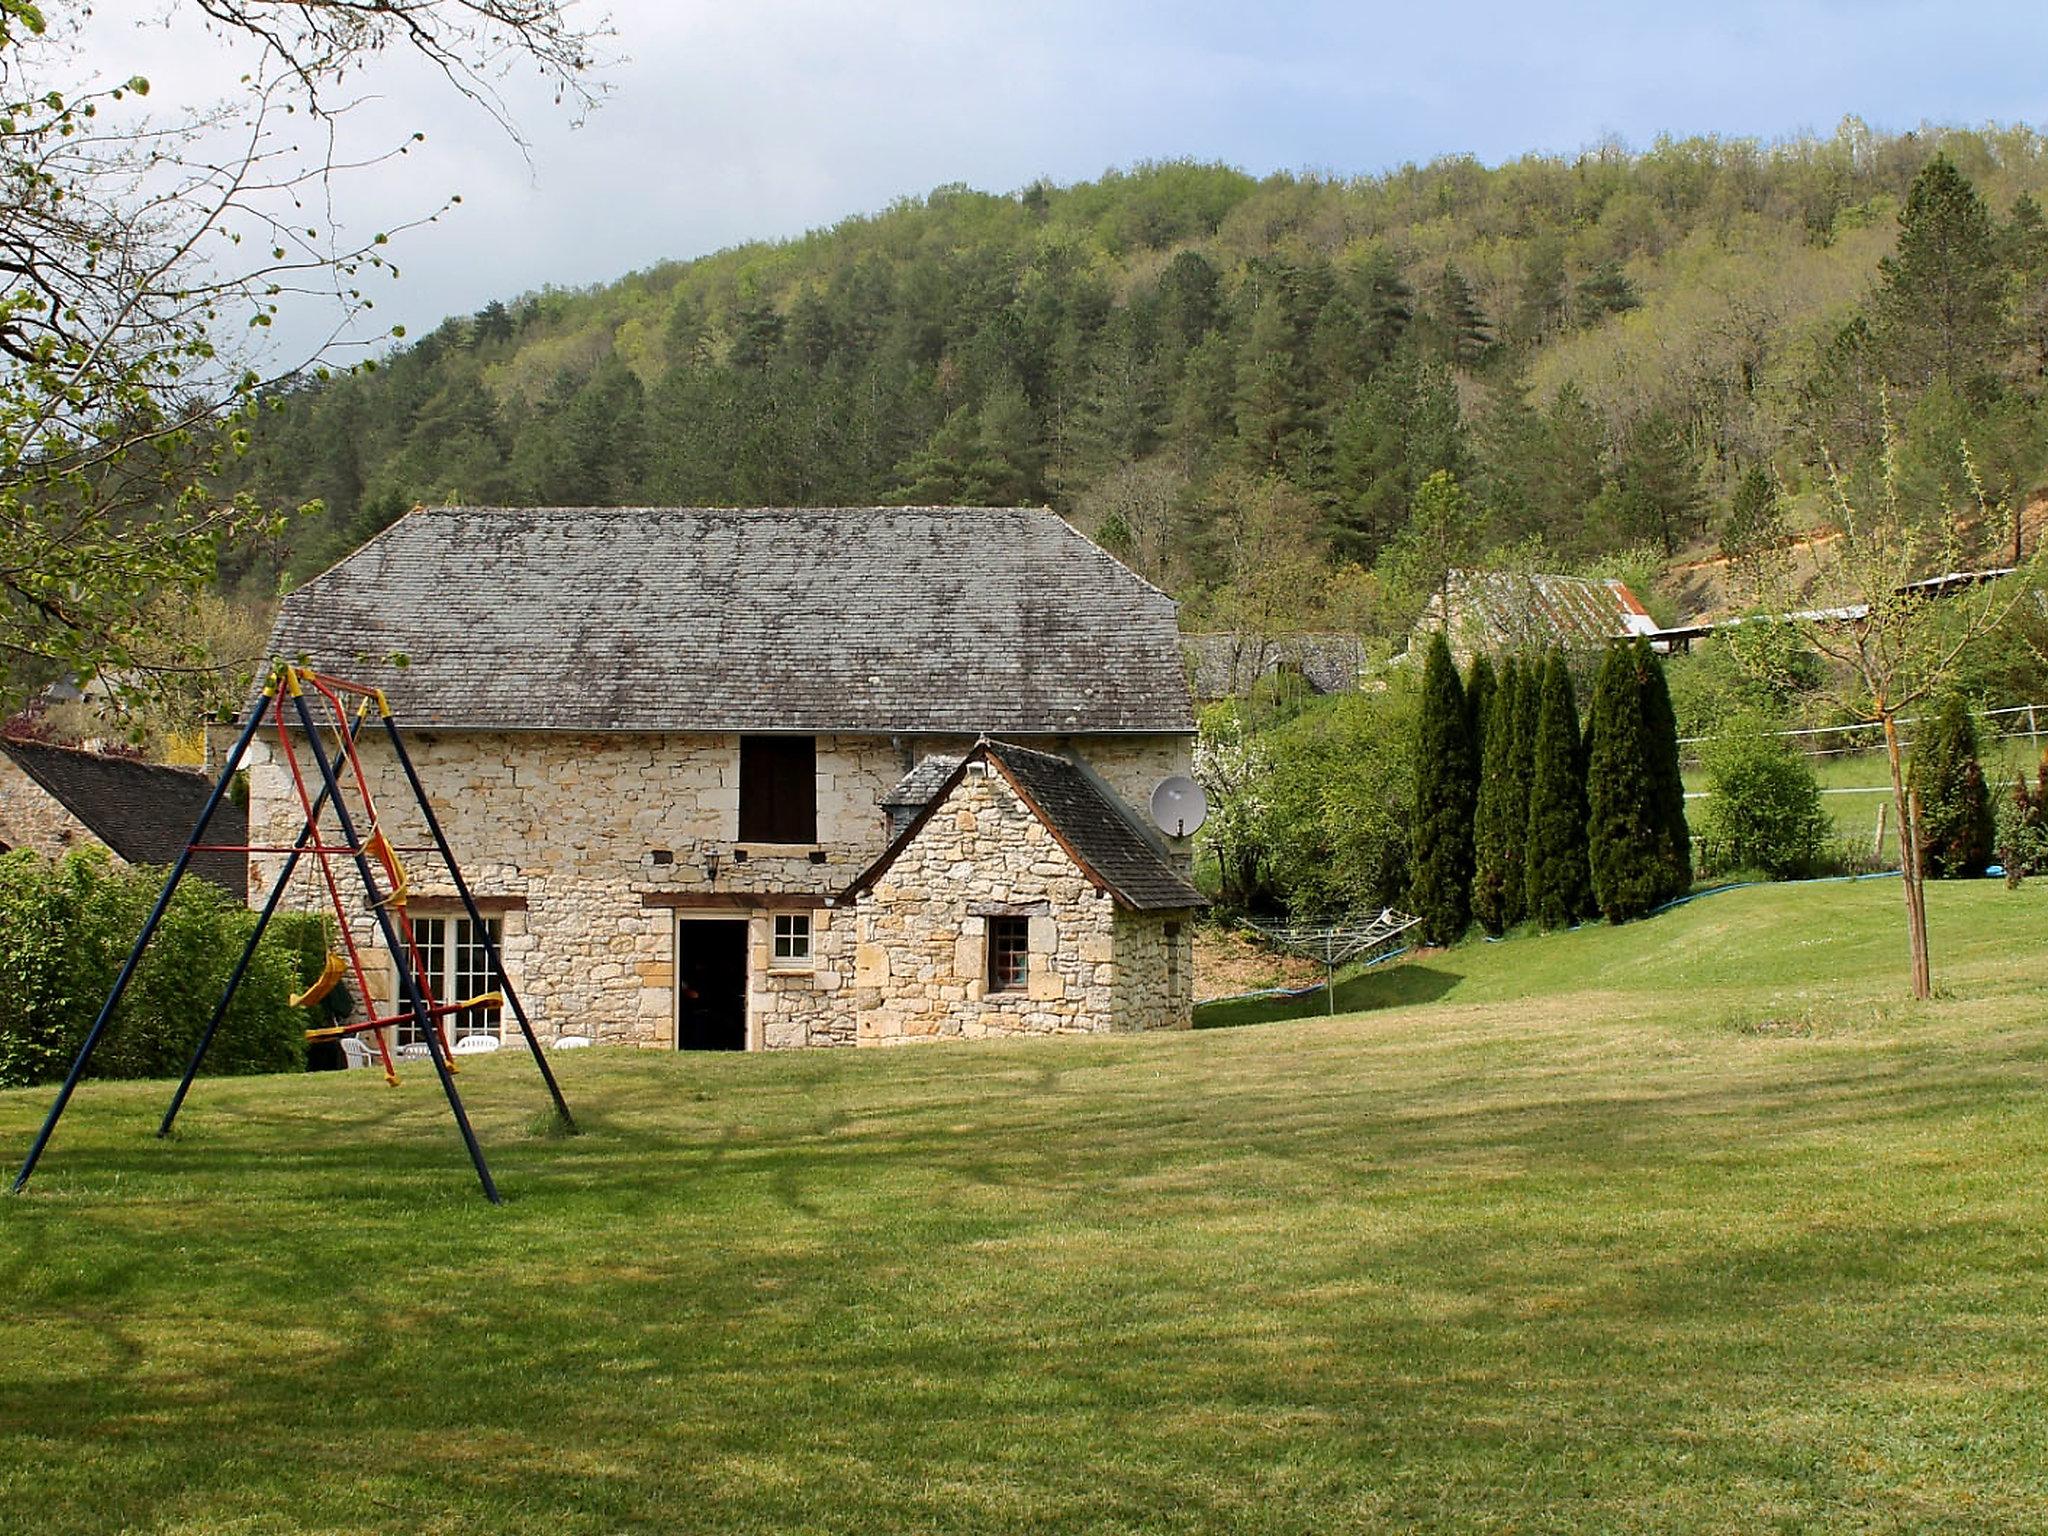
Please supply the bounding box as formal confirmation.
[404,915,503,1045]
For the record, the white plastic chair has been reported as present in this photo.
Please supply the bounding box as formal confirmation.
[452,1034,502,1055]
[338,1036,375,1071]
[551,1034,592,1051]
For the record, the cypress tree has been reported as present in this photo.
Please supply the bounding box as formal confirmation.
[1465,651,1497,765]
[1504,653,1541,926]
[1471,657,1521,936]
[1525,650,1592,929]
[1587,642,1663,922]
[1410,630,1476,945]
[1639,641,1692,901]
[1911,693,1995,878]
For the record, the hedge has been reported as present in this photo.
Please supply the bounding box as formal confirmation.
[0,849,308,1089]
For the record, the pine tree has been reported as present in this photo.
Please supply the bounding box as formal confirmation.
[1431,263,1492,368]
[1874,154,2005,387]
[1525,651,1592,929]
[1410,630,1476,945]
[1471,656,1522,936]
[1910,693,1995,878]
[1640,641,1692,901]
[1465,652,1497,762]
[1586,642,1665,922]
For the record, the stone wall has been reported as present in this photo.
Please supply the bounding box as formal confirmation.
[778,763,1195,1045]
[239,726,1189,1049]
[0,754,100,860]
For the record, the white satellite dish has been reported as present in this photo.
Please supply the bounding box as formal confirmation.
[1150,775,1209,838]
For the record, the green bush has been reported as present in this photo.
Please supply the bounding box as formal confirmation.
[1695,722,1832,880]
[1909,693,1994,879]
[0,849,307,1089]
[1994,748,2048,885]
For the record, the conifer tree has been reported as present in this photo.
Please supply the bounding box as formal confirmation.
[1471,656,1521,936]
[1525,650,1592,929]
[1410,630,1476,945]
[1875,154,2005,387]
[1640,641,1693,900]
[1587,642,1664,922]
[1505,653,1542,926]
[1464,651,1497,763]
[1910,693,1995,878]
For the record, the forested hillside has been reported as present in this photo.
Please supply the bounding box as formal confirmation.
[223,121,2048,650]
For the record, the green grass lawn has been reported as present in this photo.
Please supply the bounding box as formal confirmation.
[6,880,2048,1532]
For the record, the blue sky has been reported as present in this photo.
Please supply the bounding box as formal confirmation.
[86,0,2048,361]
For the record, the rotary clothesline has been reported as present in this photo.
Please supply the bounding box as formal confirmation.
[1244,908,1421,1015]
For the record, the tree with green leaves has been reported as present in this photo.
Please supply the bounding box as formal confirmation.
[1465,652,1497,760]
[1874,154,2005,388]
[1471,656,1525,936]
[1910,693,1995,878]
[1430,263,1492,369]
[1640,639,1693,901]
[0,0,606,712]
[1410,631,1476,945]
[1525,651,1592,929]
[1586,640,1688,922]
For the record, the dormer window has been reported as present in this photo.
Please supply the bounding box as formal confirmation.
[739,736,817,844]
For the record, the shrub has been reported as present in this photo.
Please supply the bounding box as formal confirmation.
[1995,749,2048,885]
[0,850,307,1089]
[1909,693,1994,878]
[1696,721,1831,879]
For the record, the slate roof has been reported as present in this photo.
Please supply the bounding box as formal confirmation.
[880,754,964,809]
[261,506,1194,736]
[0,739,246,893]
[846,740,1205,913]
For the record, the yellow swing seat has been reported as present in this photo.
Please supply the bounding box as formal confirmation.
[291,951,347,1010]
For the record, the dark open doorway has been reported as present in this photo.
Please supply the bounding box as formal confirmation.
[676,919,748,1050]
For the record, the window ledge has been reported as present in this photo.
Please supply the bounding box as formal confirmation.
[734,843,826,857]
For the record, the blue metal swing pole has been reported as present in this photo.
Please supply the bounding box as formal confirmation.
[375,706,577,1133]
[157,751,339,1139]
[285,676,502,1205]
[12,686,274,1194]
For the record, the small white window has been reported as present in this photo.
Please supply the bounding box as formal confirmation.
[771,913,812,968]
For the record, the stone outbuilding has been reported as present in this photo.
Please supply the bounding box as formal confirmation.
[239,505,1201,1051]
[0,738,246,893]
[784,740,1203,1046]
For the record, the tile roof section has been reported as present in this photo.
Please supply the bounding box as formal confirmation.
[261,506,1194,735]
[0,739,246,893]
[846,739,1205,913]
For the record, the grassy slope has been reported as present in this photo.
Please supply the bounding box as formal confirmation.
[4,881,2048,1533]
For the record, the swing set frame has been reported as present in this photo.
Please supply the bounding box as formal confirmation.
[10,663,577,1205]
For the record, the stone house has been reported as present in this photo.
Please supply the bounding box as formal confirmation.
[243,505,1201,1050]
[0,738,247,893]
